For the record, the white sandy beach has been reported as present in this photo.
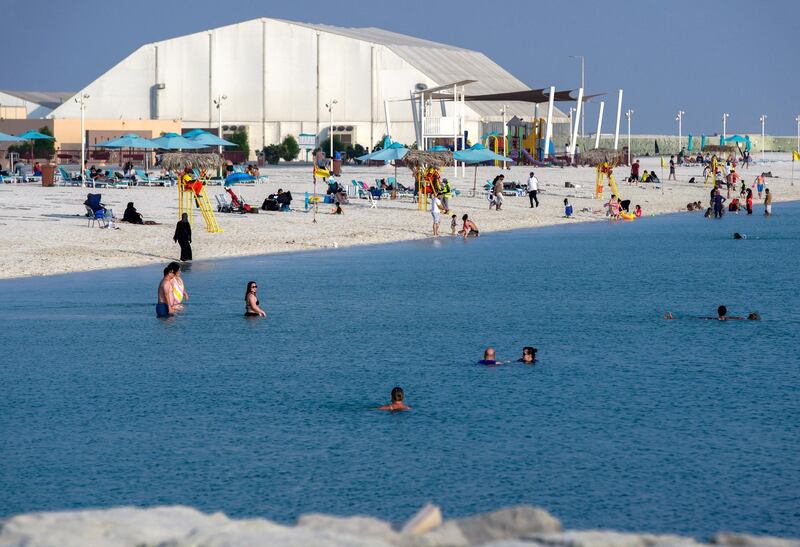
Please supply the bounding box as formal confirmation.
[0,155,797,280]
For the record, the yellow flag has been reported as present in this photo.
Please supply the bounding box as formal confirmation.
[660,157,666,168]
[792,150,800,161]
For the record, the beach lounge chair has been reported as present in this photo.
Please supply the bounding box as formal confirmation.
[215,193,233,212]
[57,167,82,186]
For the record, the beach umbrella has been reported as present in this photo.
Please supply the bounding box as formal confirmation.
[453,143,514,195]
[96,133,158,171]
[150,132,206,150]
[357,142,409,181]
[185,129,236,147]
[0,131,23,142]
[429,145,449,151]
[16,129,55,163]
[224,172,256,187]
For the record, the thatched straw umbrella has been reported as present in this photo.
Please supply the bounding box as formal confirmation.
[403,150,454,207]
[579,148,627,167]
[701,144,735,154]
[160,152,223,172]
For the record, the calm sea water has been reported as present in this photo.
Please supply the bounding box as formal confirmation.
[1,203,799,538]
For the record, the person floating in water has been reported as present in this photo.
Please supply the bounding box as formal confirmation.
[733,232,746,240]
[518,346,537,364]
[747,312,761,320]
[701,305,744,321]
[156,265,179,318]
[478,347,509,365]
[377,387,411,411]
[244,281,266,317]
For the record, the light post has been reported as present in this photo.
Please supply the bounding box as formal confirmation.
[74,93,89,187]
[722,113,729,140]
[625,109,633,165]
[213,94,228,156]
[676,110,684,151]
[795,115,799,152]
[326,99,338,163]
[759,114,767,163]
[570,55,585,137]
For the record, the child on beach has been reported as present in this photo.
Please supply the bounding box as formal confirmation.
[564,198,573,218]
[607,195,621,220]
[450,214,457,235]
[764,188,772,215]
[634,204,643,217]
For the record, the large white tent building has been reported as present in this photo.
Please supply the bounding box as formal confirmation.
[49,18,569,158]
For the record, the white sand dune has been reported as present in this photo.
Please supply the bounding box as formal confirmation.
[0,156,796,279]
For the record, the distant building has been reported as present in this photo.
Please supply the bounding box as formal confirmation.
[48,18,570,159]
[0,90,73,119]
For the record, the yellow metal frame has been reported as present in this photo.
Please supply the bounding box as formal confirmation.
[178,172,223,233]
[703,155,728,187]
[595,161,622,200]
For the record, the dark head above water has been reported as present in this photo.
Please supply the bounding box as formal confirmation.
[718,305,727,319]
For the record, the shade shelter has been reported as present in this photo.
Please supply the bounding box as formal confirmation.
[184,129,236,147]
[96,133,157,168]
[0,131,23,142]
[151,133,206,150]
[16,129,55,163]
[357,141,409,181]
[453,143,514,195]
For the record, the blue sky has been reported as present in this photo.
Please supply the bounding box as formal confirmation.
[2,0,796,135]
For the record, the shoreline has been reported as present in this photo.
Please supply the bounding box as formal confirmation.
[1,157,797,281]
[1,504,797,546]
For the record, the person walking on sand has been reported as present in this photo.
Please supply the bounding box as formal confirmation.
[527,171,539,208]
[173,213,192,261]
[492,174,505,211]
[156,266,178,318]
[430,192,442,236]
[668,155,676,181]
[244,281,266,317]
[377,387,411,411]
[764,188,773,216]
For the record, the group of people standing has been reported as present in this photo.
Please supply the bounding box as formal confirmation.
[156,264,265,318]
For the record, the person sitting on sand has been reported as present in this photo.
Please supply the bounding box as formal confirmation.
[728,198,740,213]
[649,170,660,183]
[122,202,144,224]
[377,387,411,411]
[518,346,537,364]
[244,281,266,317]
[459,214,479,238]
[634,204,643,218]
[564,198,574,218]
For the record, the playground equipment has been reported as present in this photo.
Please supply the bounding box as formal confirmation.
[703,154,729,187]
[161,152,223,233]
[402,149,454,211]
[595,161,623,201]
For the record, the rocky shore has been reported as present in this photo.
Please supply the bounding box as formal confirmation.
[1,504,797,547]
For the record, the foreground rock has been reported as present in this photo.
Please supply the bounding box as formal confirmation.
[0,504,797,547]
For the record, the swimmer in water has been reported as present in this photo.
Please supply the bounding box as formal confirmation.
[733,232,746,240]
[518,346,537,364]
[663,311,675,320]
[377,386,411,411]
[702,305,744,321]
[747,312,761,320]
[244,281,266,317]
[478,347,509,365]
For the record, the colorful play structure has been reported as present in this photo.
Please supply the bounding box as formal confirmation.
[703,154,729,187]
[483,117,555,165]
[595,161,634,220]
[161,153,223,233]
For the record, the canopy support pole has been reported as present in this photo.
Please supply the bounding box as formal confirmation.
[569,88,584,162]
[543,86,555,160]
[613,89,623,150]
[595,101,605,149]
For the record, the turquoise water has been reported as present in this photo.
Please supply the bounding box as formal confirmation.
[1,203,799,538]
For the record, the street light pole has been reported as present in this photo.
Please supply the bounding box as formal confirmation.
[722,113,729,141]
[213,94,228,156]
[760,114,767,163]
[676,110,684,151]
[625,109,633,165]
[795,115,800,152]
[570,55,585,138]
[326,99,338,163]
[74,93,89,187]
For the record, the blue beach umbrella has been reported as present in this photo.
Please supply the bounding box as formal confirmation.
[96,133,156,149]
[184,129,236,147]
[150,132,205,150]
[224,172,256,187]
[453,143,514,195]
[429,145,449,151]
[0,131,23,142]
[16,129,55,163]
